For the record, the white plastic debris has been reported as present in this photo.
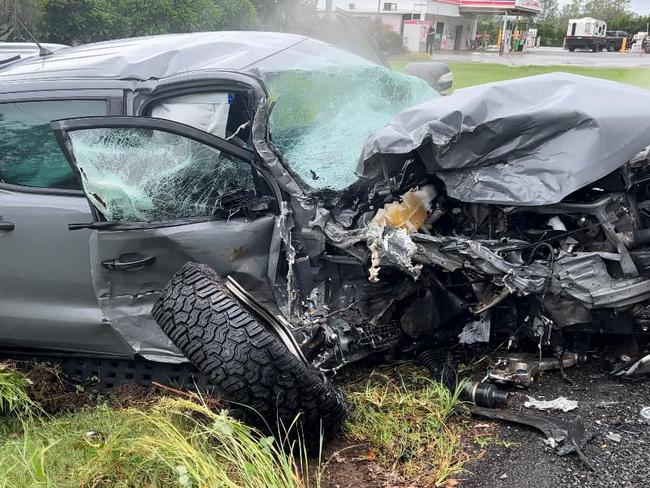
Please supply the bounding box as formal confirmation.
[547,216,567,231]
[524,396,578,412]
[543,437,558,448]
[606,432,622,443]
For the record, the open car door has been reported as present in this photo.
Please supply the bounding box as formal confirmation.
[51,116,281,362]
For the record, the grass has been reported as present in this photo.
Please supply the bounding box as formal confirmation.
[0,396,312,488]
[390,52,650,91]
[0,362,467,487]
[343,363,467,486]
[0,363,37,418]
[447,63,650,90]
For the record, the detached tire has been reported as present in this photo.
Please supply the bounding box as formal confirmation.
[152,262,347,440]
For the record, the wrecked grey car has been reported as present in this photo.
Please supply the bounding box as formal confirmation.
[1,32,650,434]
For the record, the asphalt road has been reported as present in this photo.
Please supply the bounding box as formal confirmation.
[429,47,650,67]
[461,361,650,488]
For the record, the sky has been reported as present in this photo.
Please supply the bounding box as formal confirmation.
[559,0,650,15]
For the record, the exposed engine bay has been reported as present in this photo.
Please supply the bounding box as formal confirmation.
[255,73,650,383]
[284,159,650,380]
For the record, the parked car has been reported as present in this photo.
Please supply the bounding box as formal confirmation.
[1,32,650,438]
[606,30,629,51]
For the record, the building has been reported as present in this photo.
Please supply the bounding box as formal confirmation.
[317,0,543,52]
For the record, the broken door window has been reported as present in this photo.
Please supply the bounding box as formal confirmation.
[259,64,437,191]
[67,127,255,222]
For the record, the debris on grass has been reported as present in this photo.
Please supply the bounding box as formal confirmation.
[342,362,468,486]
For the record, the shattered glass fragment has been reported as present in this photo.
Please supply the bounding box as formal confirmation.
[259,65,437,190]
[68,128,254,222]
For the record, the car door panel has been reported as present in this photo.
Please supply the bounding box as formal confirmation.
[51,116,281,362]
[0,189,133,355]
[87,216,276,361]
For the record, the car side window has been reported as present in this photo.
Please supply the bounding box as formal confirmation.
[0,99,108,190]
[66,127,256,223]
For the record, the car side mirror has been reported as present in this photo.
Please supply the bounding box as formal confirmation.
[404,62,453,93]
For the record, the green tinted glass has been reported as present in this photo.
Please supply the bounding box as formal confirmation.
[0,99,107,189]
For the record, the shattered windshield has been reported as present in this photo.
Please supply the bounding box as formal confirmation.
[258,65,438,191]
[67,127,254,222]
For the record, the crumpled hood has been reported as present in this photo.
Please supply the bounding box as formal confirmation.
[358,73,650,205]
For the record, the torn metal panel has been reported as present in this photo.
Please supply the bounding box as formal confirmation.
[615,353,650,376]
[469,406,592,461]
[252,101,304,199]
[553,253,650,308]
[359,73,650,205]
[367,225,422,281]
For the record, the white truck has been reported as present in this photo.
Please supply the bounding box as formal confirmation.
[565,17,608,52]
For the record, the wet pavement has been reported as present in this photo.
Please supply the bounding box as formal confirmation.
[429,47,650,67]
[461,361,650,488]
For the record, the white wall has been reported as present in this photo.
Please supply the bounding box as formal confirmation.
[425,0,461,17]
[426,16,476,50]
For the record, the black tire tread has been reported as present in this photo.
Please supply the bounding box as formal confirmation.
[152,262,347,437]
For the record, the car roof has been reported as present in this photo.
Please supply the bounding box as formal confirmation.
[0,32,311,83]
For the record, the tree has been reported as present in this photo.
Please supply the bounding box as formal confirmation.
[562,0,585,18]
[583,0,632,23]
[539,0,560,21]
[0,0,42,41]
[534,0,566,46]
[608,14,650,35]
[253,0,316,32]
[33,0,258,45]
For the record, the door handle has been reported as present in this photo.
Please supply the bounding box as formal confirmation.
[102,253,155,270]
[0,221,14,231]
